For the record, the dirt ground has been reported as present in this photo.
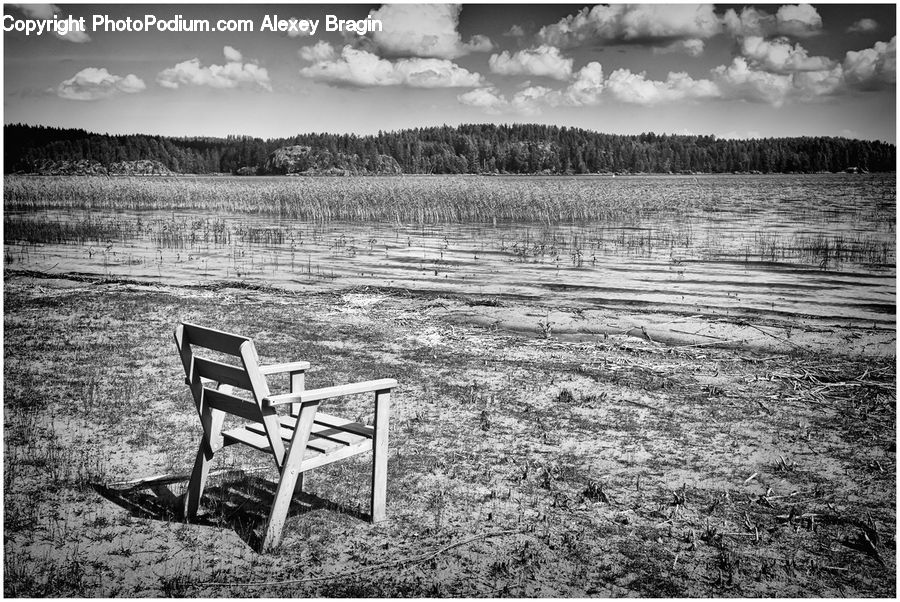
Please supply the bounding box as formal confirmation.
[3,270,895,597]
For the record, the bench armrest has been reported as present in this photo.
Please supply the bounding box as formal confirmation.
[264,378,397,405]
[259,361,311,376]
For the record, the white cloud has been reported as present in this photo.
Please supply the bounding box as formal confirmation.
[776,4,823,38]
[741,37,835,73]
[56,67,145,101]
[364,4,493,59]
[847,19,879,34]
[457,87,508,113]
[842,37,896,90]
[12,3,57,18]
[563,62,605,106]
[505,25,526,38]
[300,46,484,88]
[791,66,844,99]
[654,39,705,57]
[157,47,271,91]
[605,69,719,106]
[722,4,823,39]
[538,4,720,50]
[489,45,573,81]
[10,2,90,42]
[712,57,794,105]
[223,46,243,62]
[299,41,336,63]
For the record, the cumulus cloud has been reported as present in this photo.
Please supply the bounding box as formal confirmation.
[605,69,719,105]
[722,4,823,39]
[776,4,823,38]
[363,4,493,59]
[538,4,720,51]
[712,57,794,105]
[10,3,90,42]
[56,67,145,101]
[505,24,526,38]
[223,46,243,62]
[488,45,574,80]
[654,39,705,57]
[300,46,484,88]
[564,62,606,105]
[457,87,508,113]
[157,47,272,91]
[842,36,896,90]
[299,40,336,63]
[847,18,879,34]
[741,36,835,73]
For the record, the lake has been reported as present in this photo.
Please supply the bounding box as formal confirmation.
[4,174,895,327]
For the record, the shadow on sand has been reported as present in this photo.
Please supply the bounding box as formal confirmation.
[93,473,369,551]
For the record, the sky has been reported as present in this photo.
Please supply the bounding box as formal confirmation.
[2,3,897,142]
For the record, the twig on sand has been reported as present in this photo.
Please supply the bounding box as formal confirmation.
[196,528,523,588]
[737,321,805,349]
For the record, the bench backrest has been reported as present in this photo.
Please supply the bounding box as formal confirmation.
[174,322,286,465]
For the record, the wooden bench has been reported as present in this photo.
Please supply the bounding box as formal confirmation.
[174,322,396,550]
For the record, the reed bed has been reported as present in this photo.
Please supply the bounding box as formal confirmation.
[4,175,717,224]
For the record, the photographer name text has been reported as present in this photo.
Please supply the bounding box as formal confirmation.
[3,13,383,36]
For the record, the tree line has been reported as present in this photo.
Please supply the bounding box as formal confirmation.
[4,122,895,175]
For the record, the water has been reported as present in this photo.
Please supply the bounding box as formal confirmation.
[4,174,895,326]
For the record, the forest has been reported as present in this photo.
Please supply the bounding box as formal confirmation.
[4,122,895,175]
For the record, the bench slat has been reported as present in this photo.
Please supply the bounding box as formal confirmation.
[265,379,397,405]
[194,357,253,391]
[244,416,368,453]
[204,388,263,423]
[314,412,375,438]
[300,439,372,472]
[259,361,311,375]
[184,323,251,357]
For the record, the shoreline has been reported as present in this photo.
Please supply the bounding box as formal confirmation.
[8,268,895,358]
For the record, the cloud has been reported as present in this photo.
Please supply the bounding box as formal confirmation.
[537,4,720,50]
[653,39,705,57]
[563,62,605,105]
[10,3,90,42]
[505,25,526,38]
[300,46,484,88]
[299,41,336,63]
[457,87,508,113]
[223,46,243,62]
[741,36,835,73]
[363,4,493,59]
[488,45,574,80]
[847,18,879,34]
[157,47,272,91]
[461,35,897,115]
[605,69,719,106]
[56,67,145,101]
[712,57,794,105]
[776,4,823,38]
[842,36,896,90]
[722,4,823,39]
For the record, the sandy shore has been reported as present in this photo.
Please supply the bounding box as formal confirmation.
[4,270,895,597]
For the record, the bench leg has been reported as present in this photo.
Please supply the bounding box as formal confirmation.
[289,370,305,419]
[262,402,318,551]
[183,440,214,520]
[371,390,390,523]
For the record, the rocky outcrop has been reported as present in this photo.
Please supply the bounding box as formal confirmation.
[264,145,402,175]
[108,160,174,176]
[30,159,173,176]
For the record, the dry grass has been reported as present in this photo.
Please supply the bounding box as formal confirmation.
[3,271,895,597]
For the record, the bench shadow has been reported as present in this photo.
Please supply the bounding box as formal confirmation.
[93,474,369,551]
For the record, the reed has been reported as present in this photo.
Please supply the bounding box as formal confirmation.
[3,175,712,224]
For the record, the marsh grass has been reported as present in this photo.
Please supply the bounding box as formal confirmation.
[5,175,713,224]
